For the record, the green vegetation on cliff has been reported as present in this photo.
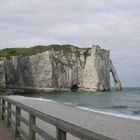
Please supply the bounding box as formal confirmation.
[0,44,91,60]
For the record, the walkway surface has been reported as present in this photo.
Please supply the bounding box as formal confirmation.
[0,120,18,140]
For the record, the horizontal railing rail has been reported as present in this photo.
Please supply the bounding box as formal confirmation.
[0,96,113,140]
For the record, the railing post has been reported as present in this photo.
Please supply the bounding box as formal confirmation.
[56,127,66,140]
[7,102,11,127]
[15,106,21,137]
[29,114,36,140]
[1,99,5,120]
[0,98,1,119]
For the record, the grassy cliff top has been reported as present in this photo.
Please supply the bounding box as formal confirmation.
[0,44,91,59]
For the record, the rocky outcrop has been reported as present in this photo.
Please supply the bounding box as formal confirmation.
[0,45,122,92]
[110,60,122,91]
[0,59,6,90]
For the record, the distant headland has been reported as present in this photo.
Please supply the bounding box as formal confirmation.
[0,44,122,92]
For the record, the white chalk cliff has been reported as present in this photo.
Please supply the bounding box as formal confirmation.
[0,45,122,91]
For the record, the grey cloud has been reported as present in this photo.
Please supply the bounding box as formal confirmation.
[0,0,140,86]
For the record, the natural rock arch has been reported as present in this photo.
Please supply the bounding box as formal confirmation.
[110,60,122,91]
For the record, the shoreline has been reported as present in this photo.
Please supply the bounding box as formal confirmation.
[1,86,107,93]
[77,106,140,121]
[6,95,140,140]
[22,96,140,121]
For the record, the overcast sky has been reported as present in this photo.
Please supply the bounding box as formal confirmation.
[0,0,140,87]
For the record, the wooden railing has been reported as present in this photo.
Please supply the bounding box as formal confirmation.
[0,96,112,140]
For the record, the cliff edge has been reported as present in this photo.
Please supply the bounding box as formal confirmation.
[0,45,122,92]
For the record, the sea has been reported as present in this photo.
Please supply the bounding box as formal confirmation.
[16,87,140,120]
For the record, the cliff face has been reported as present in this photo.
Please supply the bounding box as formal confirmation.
[0,60,6,89]
[0,45,121,91]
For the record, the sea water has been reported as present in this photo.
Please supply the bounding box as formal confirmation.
[17,87,140,119]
